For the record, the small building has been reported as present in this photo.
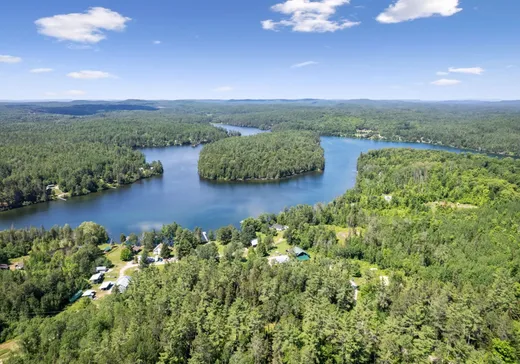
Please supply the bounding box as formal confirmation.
[115,276,132,293]
[15,262,24,270]
[0,264,10,270]
[132,245,143,254]
[69,290,83,303]
[269,255,290,265]
[96,266,107,273]
[270,224,288,232]
[103,246,112,253]
[153,244,163,256]
[89,272,104,284]
[291,247,311,261]
[201,231,209,243]
[100,281,113,291]
[251,238,258,247]
[82,290,96,299]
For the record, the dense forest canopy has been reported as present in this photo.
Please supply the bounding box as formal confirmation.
[4,149,520,363]
[198,131,325,180]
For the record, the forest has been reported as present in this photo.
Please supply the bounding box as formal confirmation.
[3,149,520,363]
[0,110,233,210]
[198,131,325,180]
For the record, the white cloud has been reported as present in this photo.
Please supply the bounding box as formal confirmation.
[153,40,161,45]
[448,66,484,75]
[66,90,86,96]
[67,70,115,79]
[291,61,318,68]
[436,71,449,76]
[431,78,461,86]
[30,68,53,73]
[0,55,22,63]
[214,86,233,92]
[377,0,462,24]
[35,7,131,43]
[262,0,361,33]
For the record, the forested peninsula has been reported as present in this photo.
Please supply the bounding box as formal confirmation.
[0,110,233,210]
[2,149,520,363]
[198,131,325,181]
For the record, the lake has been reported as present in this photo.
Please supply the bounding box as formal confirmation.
[0,125,464,235]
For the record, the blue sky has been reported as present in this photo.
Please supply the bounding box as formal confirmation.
[0,0,518,100]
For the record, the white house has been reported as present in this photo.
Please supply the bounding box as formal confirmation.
[270,224,289,232]
[153,244,163,256]
[115,276,132,293]
[95,266,107,273]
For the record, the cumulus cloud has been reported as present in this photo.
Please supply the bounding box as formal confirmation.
[431,78,461,86]
[448,66,484,75]
[30,68,53,73]
[35,7,131,43]
[291,61,319,68]
[66,90,86,96]
[213,86,233,92]
[262,0,360,33]
[377,0,462,24]
[0,55,22,63]
[67,70,115,79]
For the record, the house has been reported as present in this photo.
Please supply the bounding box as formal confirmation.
[0,264,9,270]
[89,272,104,284]
[82,290,96,299]
[291,247,311,261]
[153,244,163,256]
[15,262,24,270]
[201,231,209,243]
[115,276,132,293]
[95,266,107,273]
[251,238,258,247]
[269,255,290,265]
[132,245,143,254]
[100,281,113,290]
[270,224,288,232]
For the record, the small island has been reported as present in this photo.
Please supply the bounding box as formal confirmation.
[198,131,325,181]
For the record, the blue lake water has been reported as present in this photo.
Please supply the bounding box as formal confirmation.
[0,125,464,235]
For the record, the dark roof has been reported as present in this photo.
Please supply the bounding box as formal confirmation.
[69,290,83,303]
[0,264,9,270]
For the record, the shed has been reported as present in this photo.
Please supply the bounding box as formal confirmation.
[251,238,258,247]
[82,290,96,299]
[100,281,113,290]
[89,272,104,284]
[69,290,83,303]
[115,276,132,293]
[96,266,107,273]
[292,247,311,261]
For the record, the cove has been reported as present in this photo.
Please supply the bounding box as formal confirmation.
[0,125,464,235]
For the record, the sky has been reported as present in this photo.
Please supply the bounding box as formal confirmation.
[0,0,519,100]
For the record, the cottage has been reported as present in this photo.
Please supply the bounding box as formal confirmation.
[89,272,104,284]
[153,244,163,256]
[251,238,258,247]
[270,224,288,232]
[96,266,107,273]
[82,290,96,299]
[100,281,113,290]
[115,276,132,293]
[0,264,9,270]
[269,255,290,265]
[291,247,311,261]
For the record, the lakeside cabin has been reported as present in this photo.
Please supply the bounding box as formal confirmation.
[153,244,163,256]
[115,276,132,293]
[89,272,104,284]
[270,224,289,232]
[291,247,311,261]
